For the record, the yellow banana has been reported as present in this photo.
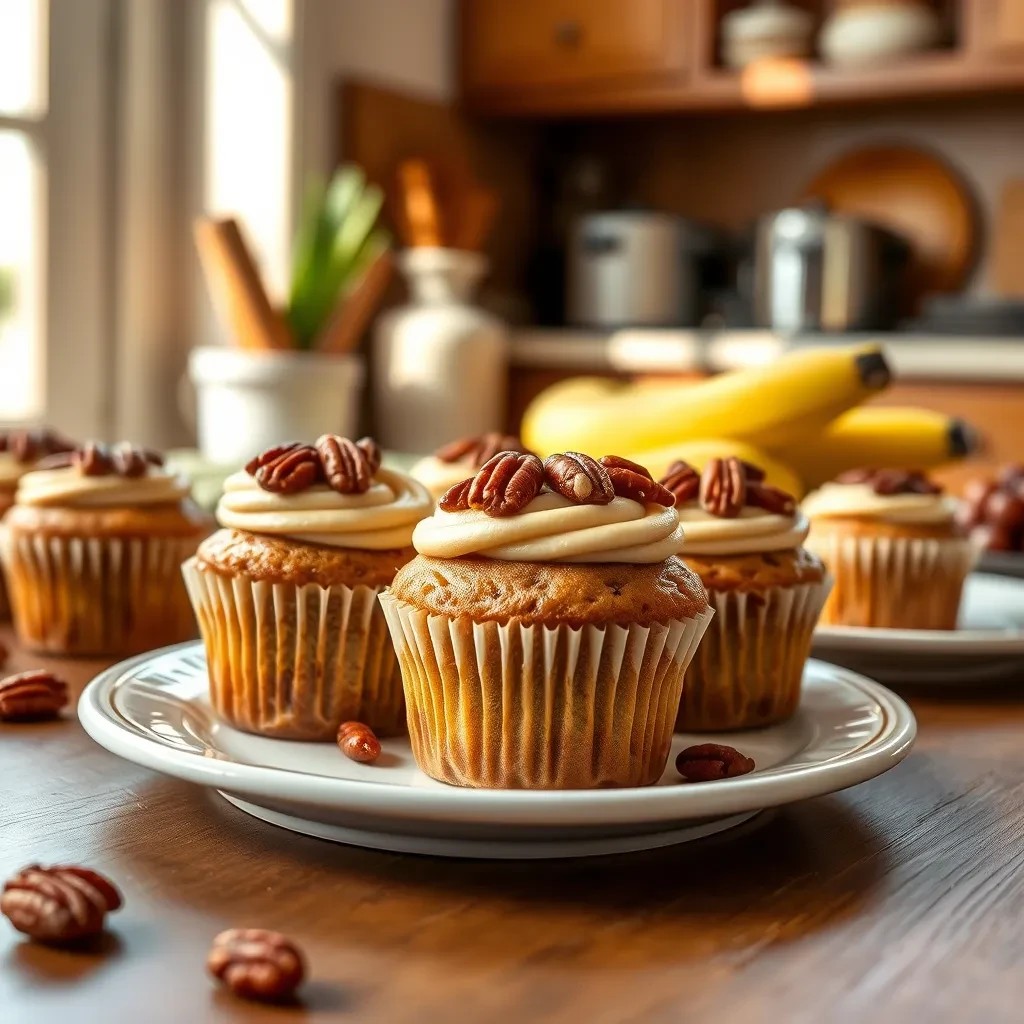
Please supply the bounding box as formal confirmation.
[626,438,804,499]
[520,345,891,457]
[768,405,978,490]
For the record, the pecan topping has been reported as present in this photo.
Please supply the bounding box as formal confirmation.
[747,482,796,516]
[62,441,162,478]
[676,743,755,782]
[337,721,382,763]
[659,460,701,505]
[249,444,321,494]
[700,456,747,518]
[0,428,76,464]
[438,477,473,512]
[1,864,123,944]
[316,435,377,494]
[245,442,303,476]
[835,467,942,496]
[208,928,306,1003]
[435,433,528,467]
[0,670,69,721]
[543,452,614,505]
[468,451,544,517]
[599,455,674,507]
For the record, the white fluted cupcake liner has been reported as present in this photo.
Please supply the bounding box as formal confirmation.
[677,577,831,732]
[805,531,976,629]
[379,593,714,789]
[2,531,201,655]
[183,558,404,740]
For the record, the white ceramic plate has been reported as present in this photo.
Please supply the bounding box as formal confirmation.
[79,643,915,859]
[813,572,1024,684]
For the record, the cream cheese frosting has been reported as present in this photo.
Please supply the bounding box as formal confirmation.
[217,466,432,550]
[801,482,957,525]
[675,504,809,556]
[412,491,684,563]
[17,465,192,508]
[410,455,475,501]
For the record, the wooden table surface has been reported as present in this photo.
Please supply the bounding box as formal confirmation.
[3,626,1023,1024]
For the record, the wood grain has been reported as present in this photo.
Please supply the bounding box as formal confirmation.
[3,626,1024,1022]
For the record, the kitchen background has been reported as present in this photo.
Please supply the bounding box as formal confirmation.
[3,0,1024,494]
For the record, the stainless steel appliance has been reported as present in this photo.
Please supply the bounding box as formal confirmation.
[753,207,910,332]
[567,211,706,328]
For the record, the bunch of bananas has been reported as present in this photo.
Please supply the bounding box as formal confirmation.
[520,344,976,498]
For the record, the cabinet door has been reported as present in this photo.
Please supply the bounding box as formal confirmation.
[461,0,687,92]
[972,0,1024,56]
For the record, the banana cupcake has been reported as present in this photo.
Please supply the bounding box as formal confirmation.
[3,441,209,655]
[659,456,830,731]
[410,433,533,501]
[183,436,432,740]
[381,451,713,790]
[0,428,76,618]
[802,467,974,629]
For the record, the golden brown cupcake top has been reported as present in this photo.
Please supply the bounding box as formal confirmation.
[803,468,956,526]
[389,554,707,626]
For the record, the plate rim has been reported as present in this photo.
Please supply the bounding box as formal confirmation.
[78,643,916,827]
[813,572,1024,654]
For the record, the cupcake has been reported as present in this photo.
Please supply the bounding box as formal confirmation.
[2,441,210,655]
[0,429,76,618]
[411,433,533,501]
[380,451,713,789]
[183,436,432,740]
[659,457,829,731]
[802,467,975,629]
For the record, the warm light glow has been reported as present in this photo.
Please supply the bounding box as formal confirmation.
[740,58,813,109]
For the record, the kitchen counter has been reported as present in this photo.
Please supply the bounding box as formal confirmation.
[509,329,1024,382]
[4,627,1024,1022]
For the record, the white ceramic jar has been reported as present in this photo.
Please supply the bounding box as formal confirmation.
[820,2,941,67]
[372,248,508,454]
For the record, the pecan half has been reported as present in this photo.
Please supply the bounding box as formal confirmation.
[700,456,747,518]
[316,435,374,494]
[356,436,382,475]
[245,442,303,476]
[109,443,153,477]
[253,444,321,494]
[208,928,306,1003]
[74,441,114,477]
[659,460,701,505]
[738,460,766,483]
[543,452,614,505]
[676,743,755,782]
[438,477,473,512]
[2,428,76,464]
[600,455,674,507]
[835,467,942,497]
[435,433,527,467]
[337,721,382,763]
[468,451,544,517]
[0,670,69,721]
[835,467,877,485]
[1,864,123,944]
[747,482,796,516]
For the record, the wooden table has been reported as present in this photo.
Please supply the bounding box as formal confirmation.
[3,626,1022,1024]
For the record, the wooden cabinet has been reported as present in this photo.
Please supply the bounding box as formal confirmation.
[460,0,690,112]
[971,0,1024,56]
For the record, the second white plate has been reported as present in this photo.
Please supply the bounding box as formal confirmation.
[79,642,915,859]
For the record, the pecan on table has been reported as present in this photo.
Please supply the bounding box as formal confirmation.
[316,435,377,494]
[337,721,381,763]
[435,433,526,467]
[543,452,614,505]
[676,743,755,782]
[250,444,321,494]
[659,460,701,505]
[208,928,306,1003]
[0,670,69,722]
[700,456,747,518]
[468,451,544,517]
[1,864,123,944]
[599,455,675,507]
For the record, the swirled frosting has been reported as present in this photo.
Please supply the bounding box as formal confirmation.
[675,503,809,556]
[216,466,432,549]
[802,482,957,525]
[412,492,684,563]
[410,455,475,501]
[17,466,192,508]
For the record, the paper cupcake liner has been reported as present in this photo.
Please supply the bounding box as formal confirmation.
[677,577,831,732]
[806,532,976,629]
[183,559,404,741]
[2,531,202,656]
[379,593,714,789]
